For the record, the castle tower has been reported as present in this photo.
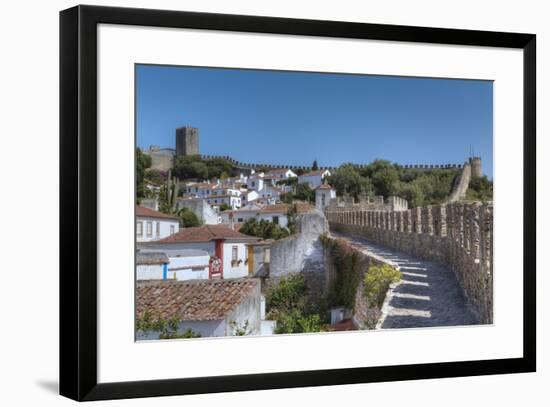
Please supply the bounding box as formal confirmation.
[469,156,482,178]
[176,126,200,156]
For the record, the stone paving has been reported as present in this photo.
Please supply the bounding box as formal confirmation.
[331,232,479,329]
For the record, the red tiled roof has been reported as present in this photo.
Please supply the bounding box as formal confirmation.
[155,224,257,243]
[136,279,260,321]
[316,183,334,190]
[136,206,179,220]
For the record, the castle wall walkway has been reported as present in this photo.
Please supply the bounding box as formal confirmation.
[330,231,479,328]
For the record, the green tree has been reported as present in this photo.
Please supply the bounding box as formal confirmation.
[218,203,231,212]
[294,182,315,203]
[466,175,493,202]
[173,155,209,180]
[136,148,152,199]
[177,207,201,227]
[372,166,399,197]
[311,159,319,171]
[328,164,373,201]
[239,219,290,240]
[266,274,327,334]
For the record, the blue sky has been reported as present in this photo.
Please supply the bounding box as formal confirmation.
[136,65,493,178]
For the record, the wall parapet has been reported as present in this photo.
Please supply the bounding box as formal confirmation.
[326,201,493,323]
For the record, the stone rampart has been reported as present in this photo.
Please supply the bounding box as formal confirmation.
[326,202,493,323]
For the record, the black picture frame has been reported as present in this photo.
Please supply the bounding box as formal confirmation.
[59,4,536,402]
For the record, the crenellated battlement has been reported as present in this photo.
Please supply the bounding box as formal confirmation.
[326,195,408,212]
[326,201,493,323]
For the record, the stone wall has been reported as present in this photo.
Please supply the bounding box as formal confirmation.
[326,201,493,323]
[270,209,328,279]
[447,162,472,202]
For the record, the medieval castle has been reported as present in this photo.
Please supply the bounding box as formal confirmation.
[143,125,483,181]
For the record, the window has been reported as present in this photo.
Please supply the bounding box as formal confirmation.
[232,246,238,261]
[272,216,279,225]
[170,225,175,235]
[322,193,326,206]
[237,218,244,223]
[146,221,152,237]
[263,248,271,263]
[156,222,160,237]
[136,221,143,237]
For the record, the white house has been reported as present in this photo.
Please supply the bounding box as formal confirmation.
[136,278,264,338]
[263,168,297,183]
[137,249,211,281]
[144,224,259,279]
[247,174,264,192]
[315,183,336,212]
[205,194,242,210]
[136,206,180,242]
[220,202,315,229]
[136,251,169,280]
[298,169,331,188]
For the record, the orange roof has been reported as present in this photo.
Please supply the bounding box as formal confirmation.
[136,206,179,220]
[155,225,258,243]
[137,279,260,321]
[316,183,334,190]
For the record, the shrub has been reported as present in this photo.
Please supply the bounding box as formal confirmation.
[266,274,328,334]
[364,264,401,308]
[136,311,201,339]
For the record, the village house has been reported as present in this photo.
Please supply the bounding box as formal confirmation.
[136,206,180,242]
[247,172,264,192]
[137,249,211,281]
[136,251,169,280]
[263,168,297,184]
[220,202,315,229]
[205,194,242,210]
[298,169,331,188]
[143,224,259,279]
[315,183,336,212]
[136,278,264,338]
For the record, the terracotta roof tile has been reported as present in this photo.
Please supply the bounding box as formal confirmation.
[155,225,258,243]
[136,206,179,220]
[316,183,334,190]
[136,278,260,321]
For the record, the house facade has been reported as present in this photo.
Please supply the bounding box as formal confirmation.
[315,184,336,212]
[136,206,180,242]
[298,169,331,188]
[142,224,259,279]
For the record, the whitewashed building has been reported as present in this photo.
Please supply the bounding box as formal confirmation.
[298,169,331,188]
[136,206,180,242]
[221,203,315,229]
[137,249,211,281]
[315,183,336,212]
[143,224,259,279]
[263,168,297,184]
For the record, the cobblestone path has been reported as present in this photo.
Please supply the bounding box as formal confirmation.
[331,232,479,329]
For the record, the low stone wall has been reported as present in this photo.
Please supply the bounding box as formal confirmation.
[326,202,493,324]
[270,209,328,278]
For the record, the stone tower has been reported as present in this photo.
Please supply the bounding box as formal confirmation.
[469,156,482,178]
[176,126,200,156]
